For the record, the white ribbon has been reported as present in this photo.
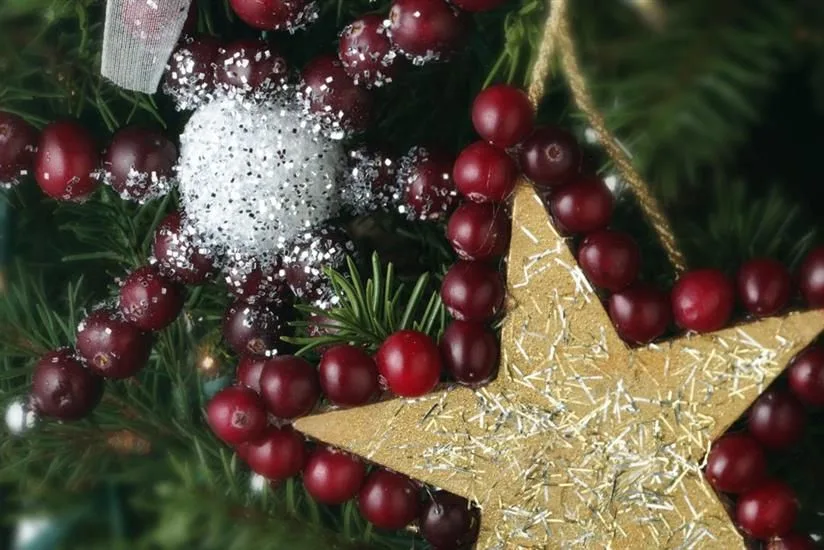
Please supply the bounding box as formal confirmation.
[101,0,194,94]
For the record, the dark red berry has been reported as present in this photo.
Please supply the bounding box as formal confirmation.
[222,301,293,357]
[519,126,581,187]
[339,15,398,87]
[377,330,442,397]
[441,261,505,321]
[215,39,287,90]
[76,309,152,379]
[451,0,509,11]
[671,269,735,333]
[229,0,311,30]
[206,385,267,445]
[440,320,499,386]
[302,54,373,132]
[31,349,103,420]
[767,533,817,550]
[705,433,766,494]
[788,345,824,407]
[608,284,671,344]
[748,390,807,450]
[400,148,457,221]
[35,121,99,201]
[283,225,354,304]
[303,446,366,504]
[737,258,792,317]
[243,426,308,480]
[577,230,641,292]
[388,0,466,62]
[103,126,177,201]
[164,35,221,98]
[358,469,420,530]
[471,85,534,149]
[236,355,267,393]
[318,345,380,407]
[225,259,291,305]
[259,355,320,418]
[453,141,518,203]
[420,491,480,550]
[549,176,613,234]
[119,266,185,332]
[0,111,38,184]
[736,480,798,540]
[798,246,824,308]
[447,202,510,261]
[153,211,216,285]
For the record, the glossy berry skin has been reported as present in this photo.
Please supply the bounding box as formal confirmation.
[401,148,457,220]
[737,258,792,317]
[338,15,397,87]
[302,55,373,132]
[31,349,103,420]
[420,491,480,550]
[440,320,499,386]
[318,345,379,407]
[767,533,817,550]
[447,202,510,261]
[236,355,267,393]
[303,447,366,504]
[259,355,320,418]
[222,301,293,357]
[608,284,671,344]
[243,426,308,481]
[103,126,177,201]
[228,0,309,30]
[798,246,824,308]
[736,480,799,539]
[577,230,641,292]
[35,121,99,201]
[705,433,766,494]
[153,211,215,285]
[206,386,267,445]
[388,0,466,62]
[441,261,505,321]
[549,176,613,234]
[748,390,807,450]
[215,39,287,90]
[471,85,534,148]
[519,126,581,188]
[788,345,824,406]
[453,141,518,203]
[671,269,735,333]
[377,330,442,397]
[119,266,185,332]
[76,309,152,379]
[452,0,508,11]
[358,469,420,530]
[0,111,38,183]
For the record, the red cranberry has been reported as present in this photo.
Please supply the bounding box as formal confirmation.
[737,258,792,317]
[788,345,824,407]
[31,349,103,420]
[549,176,613,234]
[259,355,320,418]
[519,126,581,188]
[34,120,99,201]
[608,284,671,344]
[577,230,641,292]
[164,35,221,97]
[447,202,510,261]
[228,0,311,30]
[377,330,442,397]
[441,261,505,321]
[440,320,499,386]
[388,0,466,62]
[705,433,766,494]
[420,491,480,550]
[76,309,152,379]
[243,426,308,480]
[119,266,185,332]
[671,269,735,333]
[302,54,373,132]
[748,390,807,450]
[236,355,267,393]
[798,246,824,308]
[358,469,420,530]
[736,480,798,540]
[318,345,380,407]
[103,126,177,201]
[215,39,287,90]
[153,211,215,285]
[206,386,267,445]
[767,533,817,550]
[471,85,534,149]
[303,446,366,504]
[222,300,293,357]
[0,111,38,184]
[338,15,398,87]
[453,141,518,203]
[225,259,291,305]
[400,147,457,221]
[452,0,509,11]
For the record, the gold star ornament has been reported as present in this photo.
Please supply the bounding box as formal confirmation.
[296,184,824,549]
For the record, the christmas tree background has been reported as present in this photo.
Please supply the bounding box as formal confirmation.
[2,0,824,548]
